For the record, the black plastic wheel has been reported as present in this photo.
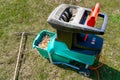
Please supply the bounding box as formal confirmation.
[79,69,90,77]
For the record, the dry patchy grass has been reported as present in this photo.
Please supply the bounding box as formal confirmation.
[0,0,120,80]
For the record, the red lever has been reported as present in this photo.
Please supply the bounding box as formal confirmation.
[84,3,100,42]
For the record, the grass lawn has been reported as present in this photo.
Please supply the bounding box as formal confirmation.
[0,0,120,80]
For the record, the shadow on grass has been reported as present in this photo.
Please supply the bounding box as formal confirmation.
[90,63,120,80]
[55,62,120,80]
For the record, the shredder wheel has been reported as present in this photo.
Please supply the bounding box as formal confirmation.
[79,69,90,77]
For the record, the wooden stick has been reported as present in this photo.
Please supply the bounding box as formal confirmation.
[14,32,35,36]
[13,32,25,80]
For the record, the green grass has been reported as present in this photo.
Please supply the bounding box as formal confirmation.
[0,0,120,80]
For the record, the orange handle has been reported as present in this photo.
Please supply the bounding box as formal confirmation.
[87,3,100,27]
[84,3,100,42]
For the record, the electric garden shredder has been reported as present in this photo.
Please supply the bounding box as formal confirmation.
[32,3,108,76]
